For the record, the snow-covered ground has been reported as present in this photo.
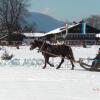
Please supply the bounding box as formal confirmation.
[0,45,100,100]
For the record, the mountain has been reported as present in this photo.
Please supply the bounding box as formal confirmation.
[20,12,64,32]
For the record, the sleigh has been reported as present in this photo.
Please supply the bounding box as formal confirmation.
[79,58,100,72]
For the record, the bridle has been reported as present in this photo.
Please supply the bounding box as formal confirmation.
[38,40,46,52]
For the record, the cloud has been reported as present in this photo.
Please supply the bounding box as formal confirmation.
[35,7,51,15]
[41,8,50,14]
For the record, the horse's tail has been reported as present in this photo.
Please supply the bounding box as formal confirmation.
[68,46,75,62]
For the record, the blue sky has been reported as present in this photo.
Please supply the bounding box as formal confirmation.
[29,0,100,21]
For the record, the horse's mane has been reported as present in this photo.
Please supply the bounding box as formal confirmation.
[35,40,66,47]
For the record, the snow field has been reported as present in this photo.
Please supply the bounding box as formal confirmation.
[0,45,99,100]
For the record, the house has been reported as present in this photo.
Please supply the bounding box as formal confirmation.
[22,33,45,45]
[41,21,100,45]
[22,21,100,45]
[96,34,100,45]
[44,27,66,43]
[65,21,100,45]
[22,28,66,44]
[0,33,25,45]
[42,21,100,45]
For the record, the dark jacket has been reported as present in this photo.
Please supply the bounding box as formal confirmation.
[93,53,100,61]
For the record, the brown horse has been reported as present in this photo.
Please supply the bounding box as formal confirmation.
[30,40,75,69]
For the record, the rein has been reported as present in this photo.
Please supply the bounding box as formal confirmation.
[35,41,82,64]
[37,49,80,63]
[38,40,45,52]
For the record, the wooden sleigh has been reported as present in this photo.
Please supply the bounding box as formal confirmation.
[79,58,100,72]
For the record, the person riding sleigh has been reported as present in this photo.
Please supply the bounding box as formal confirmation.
[89,48,100,70]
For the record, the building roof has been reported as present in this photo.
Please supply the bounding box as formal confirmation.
[22,33,45,37]
[22,22,100,38]
[96,34,100,37]
[68,22,100,33]
[22,27,66,38]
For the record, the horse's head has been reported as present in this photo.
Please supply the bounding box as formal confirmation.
[30,40,46,50]
[30,40,37,50]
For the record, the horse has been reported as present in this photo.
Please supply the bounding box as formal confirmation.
[30,40,75,69]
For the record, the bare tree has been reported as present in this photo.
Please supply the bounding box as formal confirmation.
[0,0,28,43]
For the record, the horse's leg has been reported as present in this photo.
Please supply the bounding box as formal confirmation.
[47,61,54,67]
[67,54,75,70]
[56,58,64,69]
[70,60,75,70]
[47,57,54,67]
[42,56,48,69]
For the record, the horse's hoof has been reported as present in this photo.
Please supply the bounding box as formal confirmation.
[90,68,95,71]
[71,68,74,70]
[56,67,60,69]
[51,65,54,67]
[42,67,46,69]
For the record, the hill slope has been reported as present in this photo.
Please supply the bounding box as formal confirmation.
[21,12,64,32]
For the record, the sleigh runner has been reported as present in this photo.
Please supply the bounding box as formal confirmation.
[79,58,100,72]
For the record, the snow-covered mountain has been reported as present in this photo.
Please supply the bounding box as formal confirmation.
[21,12,64,32]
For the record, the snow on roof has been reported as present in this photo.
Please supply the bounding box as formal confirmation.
[46,27,66,35]
[0,35,8,40]
[45,23,79,35]
[96,34,100,37]
[46,23,79,34]
[22,23,80,38]
[22,33,45,37]
[22,27,66,38]
[68,23,80,29]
